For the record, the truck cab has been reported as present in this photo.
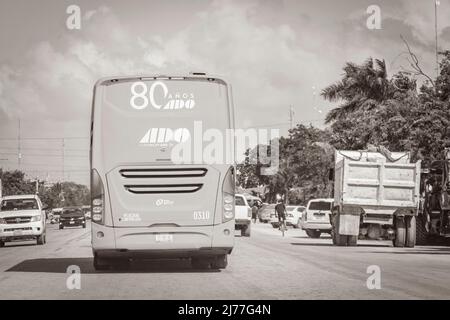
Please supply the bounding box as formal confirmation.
[0,194,47,247]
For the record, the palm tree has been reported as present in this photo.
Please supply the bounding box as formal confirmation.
[321,58,391,123]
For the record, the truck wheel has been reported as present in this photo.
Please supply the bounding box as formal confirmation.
[393,217,406,247]
[347,235,358,246]
[405,216,416,248]
[271,223,278,229]
[36,233,46,245]
[211,255,228,269]
[332,214,348,246]
[191,257,210,269]
[305,230,321,238]
[0,241,4,248]
[335,231,348,246]
[59,225,64,230]
[416,215,429,245]
[242,224,251,237]
[93,254,110,271]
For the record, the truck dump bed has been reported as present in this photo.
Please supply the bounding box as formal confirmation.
[334,151,421,211]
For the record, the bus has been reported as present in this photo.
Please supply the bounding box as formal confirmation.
[90,74,235,270]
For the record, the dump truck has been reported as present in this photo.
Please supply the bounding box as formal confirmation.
[331,150,421,247]
[416,148,450,244]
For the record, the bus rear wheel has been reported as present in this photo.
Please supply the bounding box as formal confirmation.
[191,257,210,270]
[93,254,111,271]
[211,255,228,269]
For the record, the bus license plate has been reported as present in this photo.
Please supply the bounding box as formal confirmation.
[156,234,173,243]
[13,230,23,236]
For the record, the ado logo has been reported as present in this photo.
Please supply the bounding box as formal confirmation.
[139,128,190,146]
[130,81,195,110]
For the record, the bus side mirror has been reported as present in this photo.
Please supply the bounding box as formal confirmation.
[328,168,334,181]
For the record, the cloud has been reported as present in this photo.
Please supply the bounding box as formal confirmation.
[1,0,449,141]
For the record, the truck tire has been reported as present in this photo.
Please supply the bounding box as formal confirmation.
[242,224,251,237]
[405,216,416,248]
[415,215,429,245]
[271,223,279,229]
[305,230,321,238]
[332,213,349,246]
[347,235,358,246]
[211,255,228,269]
[0,240,4,248]
[335,232,349,246]
[393,217,406,247]
[36,233,46,245]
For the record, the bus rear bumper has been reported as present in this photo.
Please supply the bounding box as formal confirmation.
[91,220,234,258]
[95,247,232,259]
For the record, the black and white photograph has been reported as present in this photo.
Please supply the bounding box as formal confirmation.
[0,0,450,305]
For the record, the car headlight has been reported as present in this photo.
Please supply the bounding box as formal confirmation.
[30,215,42,222]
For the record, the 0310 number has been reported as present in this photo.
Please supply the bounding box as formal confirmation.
[193,211,210,220]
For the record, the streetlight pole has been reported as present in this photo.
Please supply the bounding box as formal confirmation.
[435,0,440,78]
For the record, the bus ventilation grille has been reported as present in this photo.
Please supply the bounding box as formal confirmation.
[124,184,203,194]
[119,168,207,178]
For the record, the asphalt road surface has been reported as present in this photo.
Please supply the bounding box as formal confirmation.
[1,222,450,299]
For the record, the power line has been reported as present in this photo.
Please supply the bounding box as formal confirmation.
[0,137,89,141]
[0,146,88,152]
[0,152,88,158]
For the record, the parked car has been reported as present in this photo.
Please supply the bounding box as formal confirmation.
[234,194,251,237]
[286,206,306,228]
[0,194,47,247]
[258,203,275,223]
[301,198,333,238]
[59,207,86,229]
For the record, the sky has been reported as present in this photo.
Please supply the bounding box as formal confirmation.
[0,0,449,185]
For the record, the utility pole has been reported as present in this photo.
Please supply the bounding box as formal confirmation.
[18,118,21,169]
[62,138,65,182]
[435,0,440,78]
[289,106,294,130]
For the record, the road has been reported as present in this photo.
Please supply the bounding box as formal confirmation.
[0,222,450,299]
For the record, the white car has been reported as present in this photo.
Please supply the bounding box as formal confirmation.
[0,194,47,247]
[301,198,333,238]
[270,205,306,228]
[286,206,306,228]
[234,194,251,237]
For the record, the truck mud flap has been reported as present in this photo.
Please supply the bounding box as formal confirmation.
[338,213,360,236]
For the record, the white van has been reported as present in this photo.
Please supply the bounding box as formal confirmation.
[301,198,333,238]
[234,194,251,237]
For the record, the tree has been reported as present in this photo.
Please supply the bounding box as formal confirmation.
[322,50,450,165]
[321,58,392,123]
[0,169,35,196]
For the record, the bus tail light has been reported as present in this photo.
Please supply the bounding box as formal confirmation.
[91,169,105,225]
[222,166,235,223]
